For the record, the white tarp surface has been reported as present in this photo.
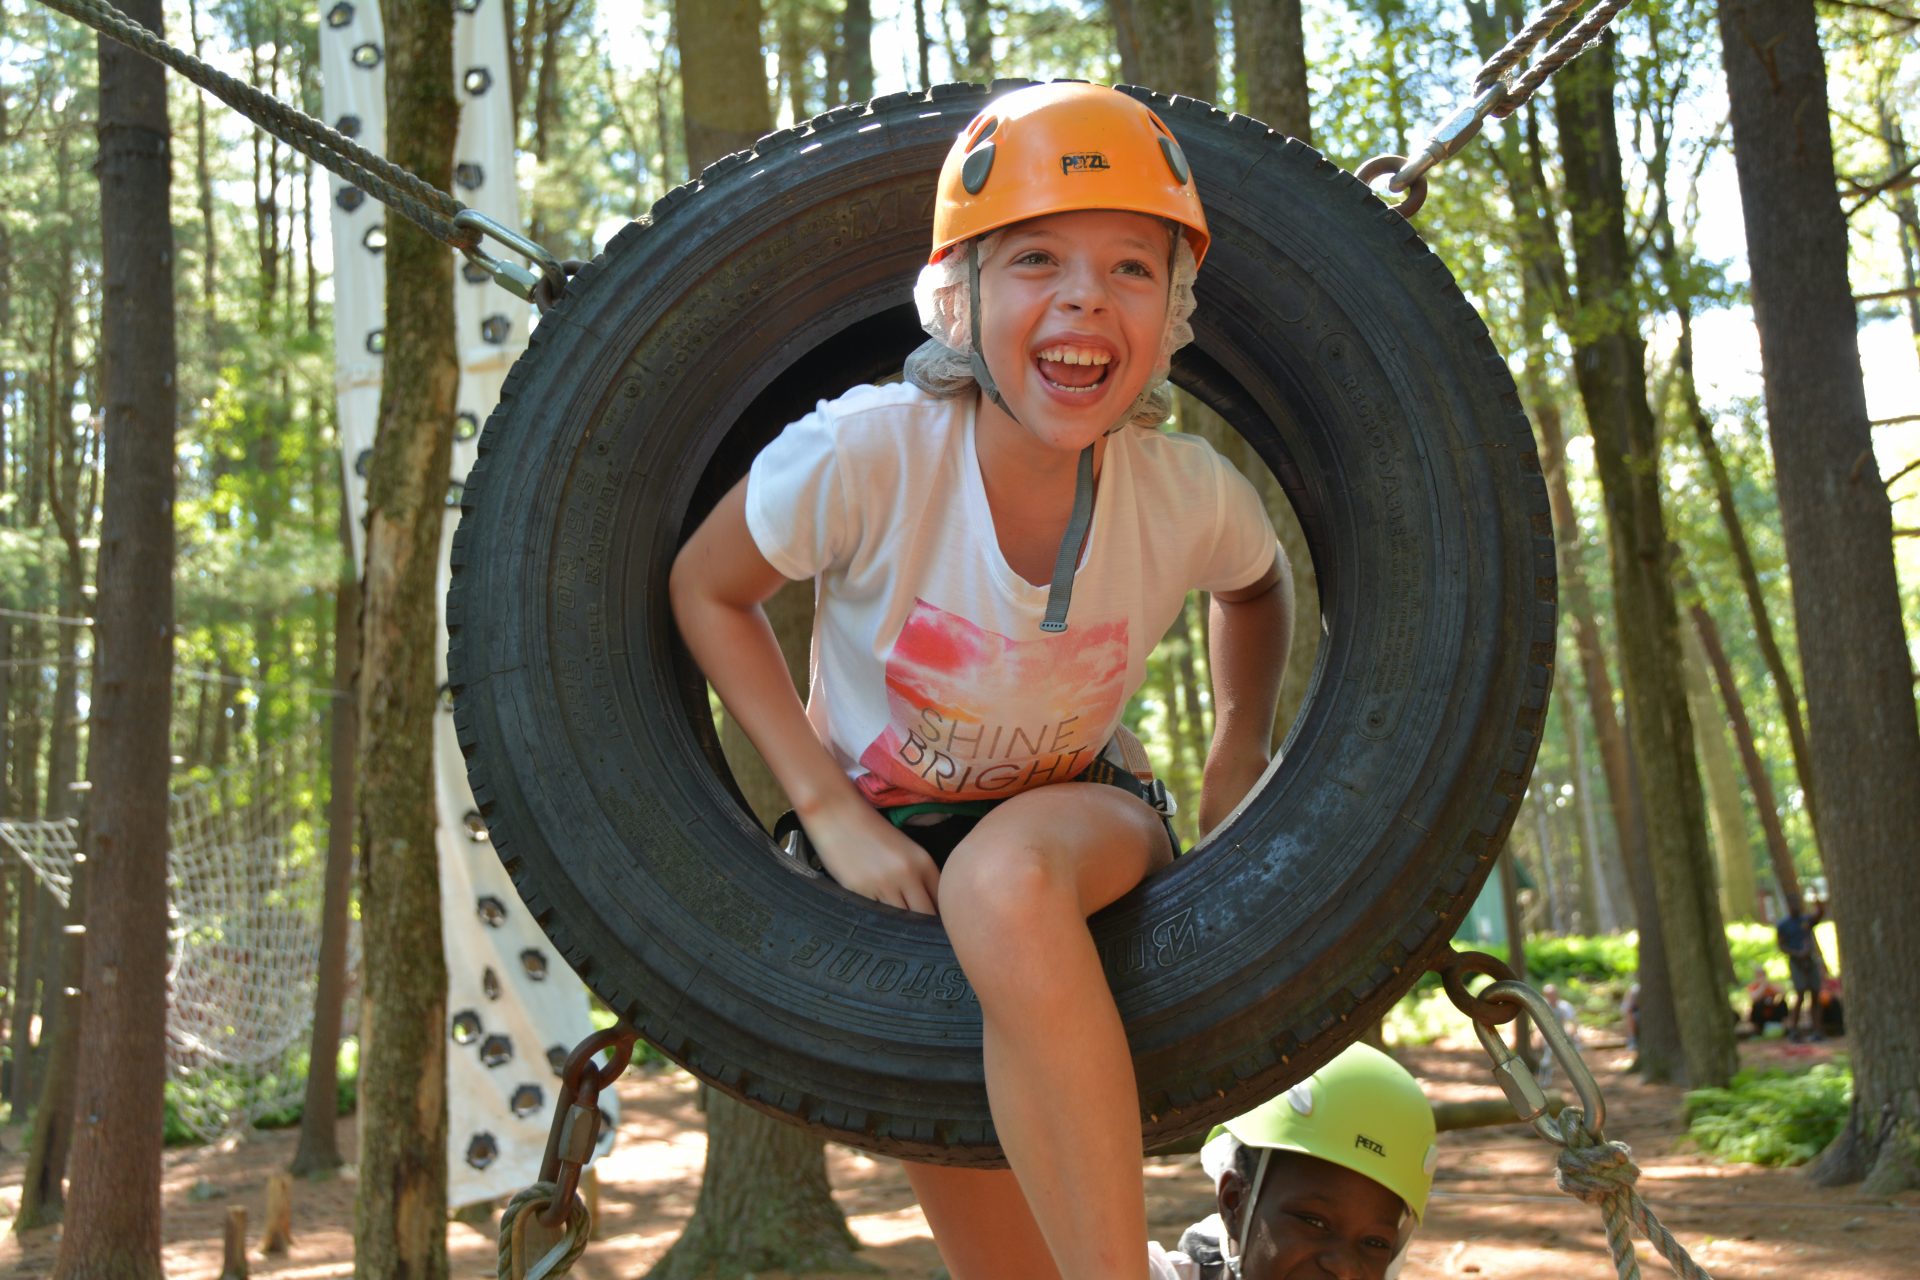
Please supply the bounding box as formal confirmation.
[318,0,613,1208]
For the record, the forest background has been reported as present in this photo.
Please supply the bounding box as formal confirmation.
[0,0,1916,1274]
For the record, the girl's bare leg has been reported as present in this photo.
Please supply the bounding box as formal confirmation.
[923,784,1172,1280]
[903,1163,1060,1280]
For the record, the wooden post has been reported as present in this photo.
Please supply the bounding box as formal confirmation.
[260,1172,293,1254]
[220,1206,248,1280]
[583,1166,600,1240]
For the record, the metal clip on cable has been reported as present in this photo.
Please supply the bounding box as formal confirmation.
[456,209,566,303]
[1469,977,1607,1144]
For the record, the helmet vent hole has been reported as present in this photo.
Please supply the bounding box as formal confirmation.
[1159,135,1191,185]
[965,115,999,148]
[961,143,996,195]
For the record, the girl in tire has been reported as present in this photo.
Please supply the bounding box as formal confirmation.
[672,82,1290,1280]
[1150,1043,1438,1280]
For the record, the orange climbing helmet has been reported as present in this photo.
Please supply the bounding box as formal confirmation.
[930,82,1210,266]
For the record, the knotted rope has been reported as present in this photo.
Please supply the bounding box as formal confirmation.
[1553,1107,1716,1280]
[496,1182,592,1280]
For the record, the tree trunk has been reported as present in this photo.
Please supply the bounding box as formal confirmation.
[48,2,175,1271]
[1679,573,1800,909]
[842,0,874,102]
[1557,699,1607,932]
[675,0,770,178]
[912,0,931,92]
[1537,404,1673,1064]
[958,0,993,83]
[353,4,458,1276]
[16,869,83,1233]
[291,500,361,1178]
[1554,35,1733,1088]
[1678,616,1758,924]
[1719,0,1920,1194]
[6,879,39,1116]
[1231,0,1309,140]
[649,20,858,1274]
[1110,0,1217,102]
[1643,87,1820,856]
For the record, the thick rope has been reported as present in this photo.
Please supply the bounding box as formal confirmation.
[496,1183,591,1280]
[36,0,476,250]
[1553,1109,1716,1280]
[1474,0,1637,114]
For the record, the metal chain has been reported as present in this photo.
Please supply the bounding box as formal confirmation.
[34,0,562,299]
[1432,952,1719,1280]
[1359,0,1635,215]
[494,1027,639,1279]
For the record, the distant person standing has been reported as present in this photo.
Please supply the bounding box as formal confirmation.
[1776,895,1826,1042]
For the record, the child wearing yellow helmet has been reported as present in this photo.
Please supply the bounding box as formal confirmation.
[1150,1044,1439,1280]
[671,82,1292,1280]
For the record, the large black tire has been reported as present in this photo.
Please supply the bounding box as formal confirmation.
[448,82,1554,1165]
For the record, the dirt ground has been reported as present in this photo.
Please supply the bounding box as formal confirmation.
[2,1031,1915,1279]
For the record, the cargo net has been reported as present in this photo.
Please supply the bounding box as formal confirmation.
[0,741,354,1141]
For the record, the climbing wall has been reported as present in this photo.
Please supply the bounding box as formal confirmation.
[317,0,614,1208]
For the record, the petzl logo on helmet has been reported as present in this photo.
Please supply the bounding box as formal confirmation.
[1355,1134,1386,1157]
[1060,152,1110,175]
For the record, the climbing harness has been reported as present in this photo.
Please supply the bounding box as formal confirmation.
[32,0,565,300]
[1431,950,1717,1280]
[496,1027,637,1280]
[1360,0,1635,218]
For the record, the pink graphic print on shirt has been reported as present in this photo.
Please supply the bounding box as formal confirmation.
[857,599,1129,806]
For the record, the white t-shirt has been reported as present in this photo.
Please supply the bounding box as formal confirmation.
[745,382,1277,809]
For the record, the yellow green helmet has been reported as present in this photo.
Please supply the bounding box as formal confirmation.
[1214,1043,1438,1222]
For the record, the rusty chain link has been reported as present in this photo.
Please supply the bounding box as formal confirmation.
[497,1026,638,1280]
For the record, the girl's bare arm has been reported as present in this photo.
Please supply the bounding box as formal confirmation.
[1199,547,1292,833]
[669,477,942,913]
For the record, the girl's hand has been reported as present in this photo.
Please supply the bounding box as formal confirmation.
[802,792,943,915]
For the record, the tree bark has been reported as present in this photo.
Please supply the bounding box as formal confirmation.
[675,0,770,177]
[1110,0,1217,102]
[958,0,993,83]
[842,0,874,102]
[1554,35,1734,1088]
[1231,0,1309,140]
[1678,615,1758,924]
[1719,0,1920,1194]
[1557,699,1608,931]
[19,878,84,1233]
[1678,568,1800,909]
[48,1,175,1271]
[353,4,458,1276]
[291,499,361,1178]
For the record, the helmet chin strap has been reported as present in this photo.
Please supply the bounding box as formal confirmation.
[968,238,1093,634]
[1225,1147,1274,1278]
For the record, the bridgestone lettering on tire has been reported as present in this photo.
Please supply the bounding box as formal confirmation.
[448,83,1555,1166]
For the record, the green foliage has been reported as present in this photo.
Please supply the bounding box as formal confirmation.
[1685,1061,1852,1167]
[163,1037,359,1147]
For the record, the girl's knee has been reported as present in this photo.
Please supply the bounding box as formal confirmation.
[941,837,1069,944]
